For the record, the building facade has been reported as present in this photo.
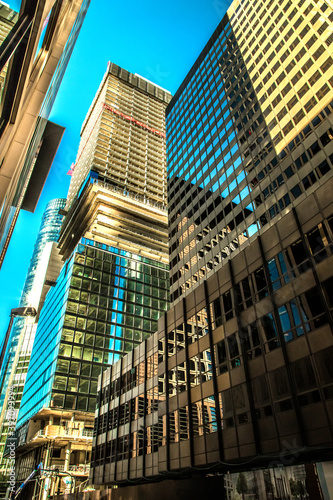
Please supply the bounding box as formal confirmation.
[166,0,333,303]
[91,0,333,496]
[0,0,91,268]
[93,189,333,489]
[12,66,171,498]
[59,62,171,262]
[0,3,18,101]
[0,199,66,485]
[16,239,169,428]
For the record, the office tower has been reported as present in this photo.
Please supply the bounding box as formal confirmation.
[66,62,168,209]
[0,0,90,268]
[12,65,171,498]
[0,199,66,486]
[167,0,333,304]
[91,0,333,496]
[59,62,171,260]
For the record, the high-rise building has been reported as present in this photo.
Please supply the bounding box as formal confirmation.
[12,65,171,498]
[167,0,333,304]
[66,62,169,209]
[59,62,171,261]
[0,198,66,491]
[0,0,90,268]
[91,0,333,496]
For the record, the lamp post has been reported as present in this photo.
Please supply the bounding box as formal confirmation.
[0,306,37,374]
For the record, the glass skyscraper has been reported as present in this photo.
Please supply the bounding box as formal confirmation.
[16,238,169,427]
[166,0,333,303]
[0,0,91,268]
[91,0,333,495]
[12,66,171,498]
[0,198,65,478]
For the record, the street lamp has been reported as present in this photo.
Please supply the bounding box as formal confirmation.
[0,306,37,373]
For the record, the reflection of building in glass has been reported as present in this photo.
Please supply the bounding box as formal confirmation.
[173,183,249,297]
[0,0,91,268]
[93,189,333,488]
[16,239,169,427]
[166,0,333,304]
[0,198,65,484]
[92,0,333,495]
[12,65,171,498]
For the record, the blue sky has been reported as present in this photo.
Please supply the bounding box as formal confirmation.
[0,0,231,344]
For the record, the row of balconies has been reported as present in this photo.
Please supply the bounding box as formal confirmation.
[35,426,94,440]
[106,84,165,113]
[102,98,164,130]
[49,464,90,474]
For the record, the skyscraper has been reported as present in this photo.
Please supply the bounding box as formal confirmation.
[12,65,171,498]
[167,0,333,303]
[0,0,91,267]
[67,63,168,208]
[59,62,171,261]
[0,198,66,488]
[91,0,333,496]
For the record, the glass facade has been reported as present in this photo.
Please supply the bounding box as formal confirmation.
[91,0,333,490]
[92,187,333,485]
[17,239,169,428]
[0,4,18,104]
[0,0,91,267]
[166,0,333,303]
[0,198,65,474]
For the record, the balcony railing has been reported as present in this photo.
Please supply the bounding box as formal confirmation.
[34,426,93,440]
[91,177,167,211]
[49,464,90,474]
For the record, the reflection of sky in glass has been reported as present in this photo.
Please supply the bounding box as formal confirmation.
[167,26,233,178]
[107,256,134,364]
[34,12,50,60]
[165,18,267,246]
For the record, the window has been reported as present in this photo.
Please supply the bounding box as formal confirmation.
[261,313,279,351]
[306,224,330,262]
[252,375,272,417]
[304,287,327,329]
[288,239,309,273]
[216,339,228,375]
[254,267,267,299]
[227,333,241,368]
[243,323,262,359]
[223,290,234,320]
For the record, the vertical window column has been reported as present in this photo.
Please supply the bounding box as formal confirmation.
[113,357,123,481]
[163,313,170,472]
[183,298,195,467]
[292,207,333,332]
[257,235,308,446]
[142,339,148,477]
[228,260,262,456]
[203,280,225,462]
